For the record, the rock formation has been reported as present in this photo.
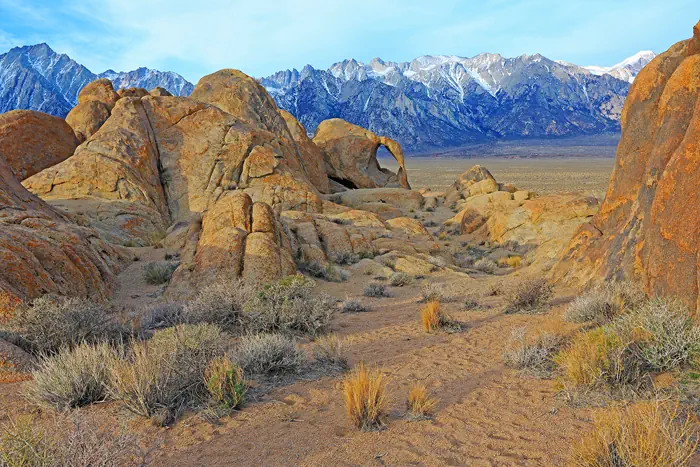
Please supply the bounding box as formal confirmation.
[312,119,410,192]
[0,141,129,312]
[553,22,700,310]
[279,109,330,194]
[65,78,120,143]
[0,110,78,180]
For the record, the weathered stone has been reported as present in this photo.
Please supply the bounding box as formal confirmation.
[117,87,149,99]
[313,118,410,191]
[279,110,330,194]
[0,110,78,180]
[386,217,430,236]
[444,165,499,203]
[336,188,423,212]
[66,78,120,142]
[150,87,172,97]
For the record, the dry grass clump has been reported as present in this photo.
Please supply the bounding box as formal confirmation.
[484,281,504,297]
[363,282,391,298]
[427,255,449,268]
[108,324,226,425]
[23,342,117,411]
[142,261,178,285]
[341,298,369,313]
[343,363,388,431]
[503,328,562,378]
[389,272,412,287]
[474,258,498,274]
[406,384,438,420]
[183,280,253,332]
[244,275,335,337]
[463,293,482,311]
[313,334,349,372]
[205,355,246,410]
[231,333,304,375]
[498,256,522,268]
[298,260,348,282]
[503,278,553,314]
[5,296,126,354]
[139,302,184,331]
[0,413,146,467]
[565,281,646,325]
[420,301,460,333]
[420,282,459,303]
[571,401,698,467]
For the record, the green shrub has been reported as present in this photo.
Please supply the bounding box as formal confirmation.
[205,355,246,410]
[142,261,178,285]
[23,342,117,411]
[231,333,304,375]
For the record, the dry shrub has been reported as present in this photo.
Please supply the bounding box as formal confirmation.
[231,333,304,375]
[343,363,388,431]
[139,303,184,331]
[341,298,369,313]
[244,275,335,337]
[565,281,646,325]
[503,328,562,378]
[463,293,482,311]
[313,334,349,372]
[109,324,226,424]
[427,256,449,268]
[298,260,348,282]
[0,413,147,467]
[6,296,125,354]
[363,282,391,298]
[389,272,412,287]
[142,261,177,285]
[420,282,459,303]
[484,282,504,297]
[205,355,245,410]
[183,279,254,332]
[571,401,698,467]
[498,256,522,268]
[474,258,498,274]
[420,301,460,333]
[503,278,553,314]
[24,342,117,411]
[406,384,437,420]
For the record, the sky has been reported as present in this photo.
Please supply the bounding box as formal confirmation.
[0,0,697,83]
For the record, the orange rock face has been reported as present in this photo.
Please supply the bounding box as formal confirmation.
[312,118,410,192]
[0,110,78,181]
[553,21,700,310]
[66,78,120,142]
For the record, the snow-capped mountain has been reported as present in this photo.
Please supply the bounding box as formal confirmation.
[0,43,194,117]
[263,51,650,151]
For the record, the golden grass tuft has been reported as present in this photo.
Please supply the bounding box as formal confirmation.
[498,256,522,268]
[343,362,388,431]
[421,300,442,332]
[571,401,698,467]
[406,384,437,420]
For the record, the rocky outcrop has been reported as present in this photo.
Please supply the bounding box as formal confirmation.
[0,148,129,312]
[279,109,330,194]
[334,188,424,219]
[0,110,78,180]
[553,22,700,310]
[117,87,149,99]
[170,191,295,292]
[150,87,172,97]
[445,166,597,271]
[65,78,120,143]
[312,119,410,191]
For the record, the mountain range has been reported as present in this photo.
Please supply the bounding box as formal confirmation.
[0,43,655,152]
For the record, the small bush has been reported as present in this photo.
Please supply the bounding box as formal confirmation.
[565,281,646,324]
[183,280,253,332]
[341,298,369,313]
[503,328,562,378]
[484,282,503,297]
[0,413,145,467]
[140,302,184,331]
[363,283,391,298]
[423,220,438,227]
[453,253,476,269]
[498,256,522,268]
[313,334,349,372]
[343,363,388,431]
[330,252,360,265]
[142,261,178,285]
[6,296,125,354]
[108,324,226,424]
[420,283,459,303]
[571,401,698,467]
[299,261,348,282]
[244,275,335,337]
[427,256,448,269]
[420,301,459,333]
[205,355,246,410]
[406,384,437,420]
[389,272,412,287]
[463,293,481,311]
[474,258,498,274]
[231,333,304,375]
[503,278,553,314]
[24,342,117,411]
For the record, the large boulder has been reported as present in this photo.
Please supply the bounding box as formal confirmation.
[0,151,129,312]
[66,78,120,143]
[0,110,78,181]
[312,118,410,191]
[553,22,700,310]
[279,110,330,194]
[444,165,500,204]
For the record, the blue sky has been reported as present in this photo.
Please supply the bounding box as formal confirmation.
[0,0,697,82]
